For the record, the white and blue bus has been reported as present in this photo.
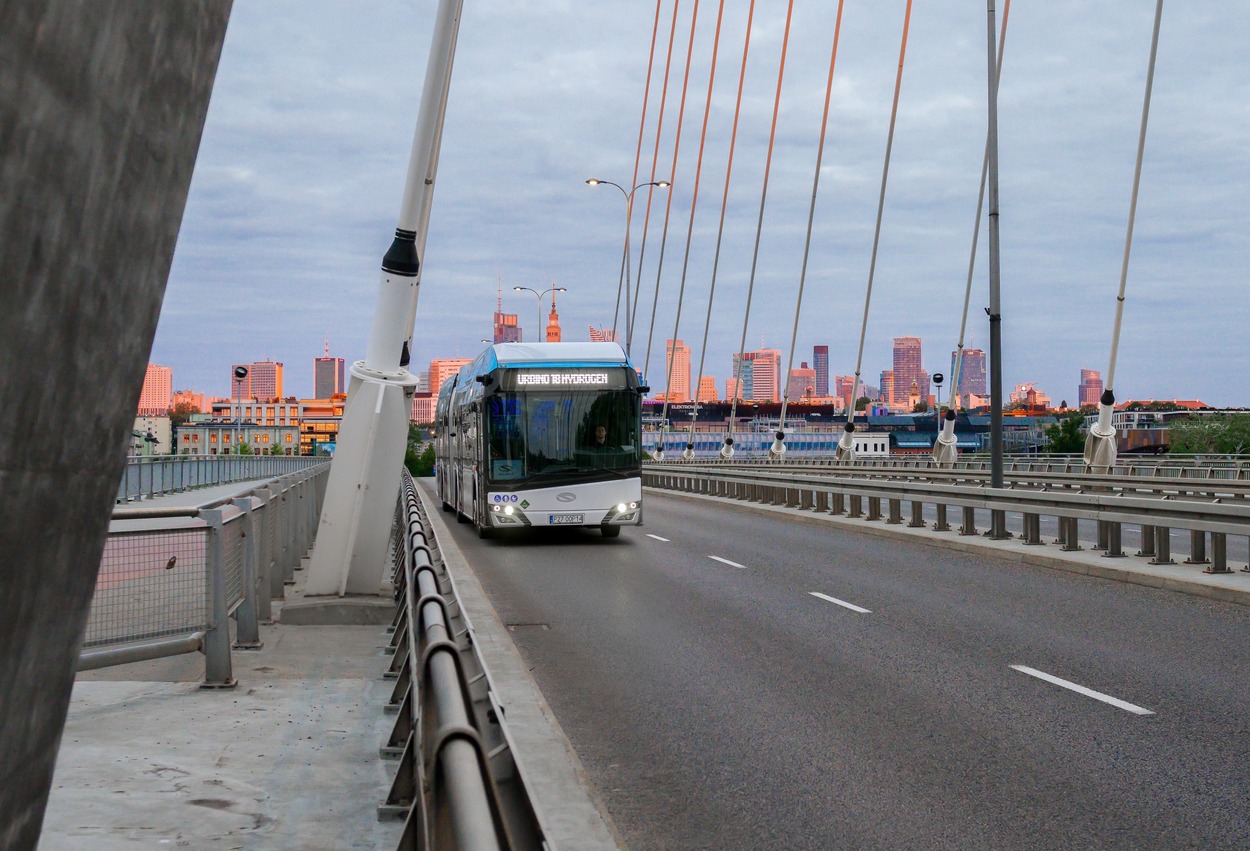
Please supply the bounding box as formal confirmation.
[435,342,646,538]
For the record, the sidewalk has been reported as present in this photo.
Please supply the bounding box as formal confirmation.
[40,565,403,850]
[650,487,1250,609]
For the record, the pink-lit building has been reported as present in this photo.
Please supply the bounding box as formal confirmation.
[410,392,435,423]
[138,363,172,416]
[786,363,817,401]
[1079,369,1103,407]
[231,360,284,401]
[428,358,472,396]
[171,389,208,413]
[664,339,692,402]
[697,376,717,403]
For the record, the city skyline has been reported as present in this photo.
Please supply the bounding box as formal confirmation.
[149,3,1250,405]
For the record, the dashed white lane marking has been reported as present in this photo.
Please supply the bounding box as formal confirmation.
[646,534,670,542]
[1010,665,1155,716]
[807,592,872,614]
[708,556,747,569]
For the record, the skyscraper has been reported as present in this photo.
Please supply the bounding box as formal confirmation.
[731,352,755,401]
[751,349,782,402]
[835,375,857,407]
[1079,368,1103,408]
[787,362,816,401]
[879,370,894,407]
[138,363,173,415]
[892,337,925,407]
[545,290,562,342]
[428,357,473,395]
[314,339,345,399]
[812,345,829,397]
[664,339,692,402]
[232,360,283,401]
[950,348,987,398]
[697,376,717,403]
[493,279,522,343]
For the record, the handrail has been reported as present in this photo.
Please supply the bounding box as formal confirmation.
[381,470,543,849]
[644,463,1250,572]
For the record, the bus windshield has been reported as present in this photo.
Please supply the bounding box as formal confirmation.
[486,389,641,484]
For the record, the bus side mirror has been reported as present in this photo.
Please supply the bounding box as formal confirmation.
[475,374,491,385]
[636,385,650,394]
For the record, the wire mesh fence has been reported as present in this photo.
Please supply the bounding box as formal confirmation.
[84,528,210,648]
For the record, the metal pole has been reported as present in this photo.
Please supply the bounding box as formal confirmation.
[200,509,236,688]
[986,0,1007,538]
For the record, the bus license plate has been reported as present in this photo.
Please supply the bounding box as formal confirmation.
[548,513,584,525]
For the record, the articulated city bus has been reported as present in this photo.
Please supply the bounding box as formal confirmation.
[435,342,646,538]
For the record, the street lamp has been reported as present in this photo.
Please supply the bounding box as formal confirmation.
[232,365,248,457]
[584,178,670,357]
[513,285,566,342]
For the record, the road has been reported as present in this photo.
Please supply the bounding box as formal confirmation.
[435,487,1250,850]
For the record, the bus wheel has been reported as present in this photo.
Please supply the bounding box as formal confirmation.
[477,524,494,540]
[601,525,621,538]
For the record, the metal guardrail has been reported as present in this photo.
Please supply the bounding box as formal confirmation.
[645,461,1250,573]
[378,470,543,850]
[80,463,331,683]
[115,454,326,504]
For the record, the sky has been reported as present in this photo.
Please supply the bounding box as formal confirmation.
[152,1,1250,406]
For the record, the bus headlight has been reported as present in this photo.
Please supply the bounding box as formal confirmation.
[504,505,514,516]
[617,503,628,513]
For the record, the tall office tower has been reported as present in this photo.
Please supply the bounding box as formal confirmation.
[950,348,987,398]
[545,290,562,342]
[725,377,742,401]
[250,360,283,401]
[138,363,173,415]
[492,280,522,343]
[751,348,782,402]
[697,375,717,403]
[835,375,857,407]
[664,339,692,402]
[879,370,895,407]
[232,360,283,401]
[731,352,755,401]
[1079,368,1103,408]
[813,345,829,396]
[892,336,925,406]
[314,339,345,399]
[787,362,817,401]
[427,357,473,395]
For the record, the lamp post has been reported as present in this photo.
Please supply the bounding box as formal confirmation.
[513,285,566,342]
[584,178,670,357]
[232,365,248,457]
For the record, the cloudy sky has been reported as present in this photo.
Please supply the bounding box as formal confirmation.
[153,1,1250,406]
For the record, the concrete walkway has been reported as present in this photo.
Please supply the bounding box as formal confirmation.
[41,579,403,850]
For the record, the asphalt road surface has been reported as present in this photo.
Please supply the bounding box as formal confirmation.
[436,487,1250,850]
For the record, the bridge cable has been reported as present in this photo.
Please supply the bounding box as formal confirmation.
[835,0,915,463]
[682,0,756,458]
[935,0,1011,466]
[609,0,665,345]
[723,0,797,455]
[640,0,702,376]
[630,0,690,354]
[1084,0,1165,471]
[770,0,848,460]
[651,0,728,457]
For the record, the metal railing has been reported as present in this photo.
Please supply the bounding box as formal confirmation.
[115,454,326,504]
[378,470,543,850]
[80,463,331,683]
[645,460,1250,574]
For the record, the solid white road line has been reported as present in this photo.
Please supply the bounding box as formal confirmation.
[708,555,747,569]
[808,592,872,614]
[1010,664,1155,716]
[646,534,670,542]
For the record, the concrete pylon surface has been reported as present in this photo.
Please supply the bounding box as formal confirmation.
[0,4,230,848]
